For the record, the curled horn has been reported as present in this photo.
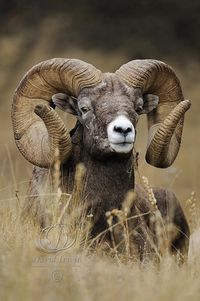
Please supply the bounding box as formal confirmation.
[12,58,102,168]
[116,59,191,168]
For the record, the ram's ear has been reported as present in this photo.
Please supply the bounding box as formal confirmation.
[142,94,159,114]
[52,93,78,115]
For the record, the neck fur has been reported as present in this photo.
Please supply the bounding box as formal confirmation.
[65,124,136,233]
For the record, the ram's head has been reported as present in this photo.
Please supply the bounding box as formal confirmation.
[12,58,190,168]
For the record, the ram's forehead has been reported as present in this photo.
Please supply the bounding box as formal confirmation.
[79,73,141,101]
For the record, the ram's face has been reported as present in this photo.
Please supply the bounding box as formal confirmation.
[77,84,139,158]
[53,79,136,158]
[52,75,159,159]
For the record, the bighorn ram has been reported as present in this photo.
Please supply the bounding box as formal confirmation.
[12,58,191,259]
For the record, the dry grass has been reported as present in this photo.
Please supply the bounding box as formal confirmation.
[0,159,200,301]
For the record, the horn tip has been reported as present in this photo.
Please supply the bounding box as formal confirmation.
[184,99,191,109]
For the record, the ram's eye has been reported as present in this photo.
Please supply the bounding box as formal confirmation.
[135,106,143,114]
[135,97,144,114]
[80,106,89,114]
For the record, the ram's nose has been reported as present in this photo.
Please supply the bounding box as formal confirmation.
[108,115,135,140]
[113,125,133,137]
[107,115,135,153]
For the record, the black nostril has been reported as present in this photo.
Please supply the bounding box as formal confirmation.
[114,126,123,134]
[114,126,132,136]
[125,127,132,134]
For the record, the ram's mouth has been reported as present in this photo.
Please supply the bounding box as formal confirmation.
[110,142,134,153]
[115,142,132,145]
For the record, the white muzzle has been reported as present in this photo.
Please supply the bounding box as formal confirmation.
[107,115,135,153]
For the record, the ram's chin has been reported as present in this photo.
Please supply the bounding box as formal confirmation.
[110,143,133,154]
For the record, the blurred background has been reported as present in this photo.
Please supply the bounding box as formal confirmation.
[0,0,199,210]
